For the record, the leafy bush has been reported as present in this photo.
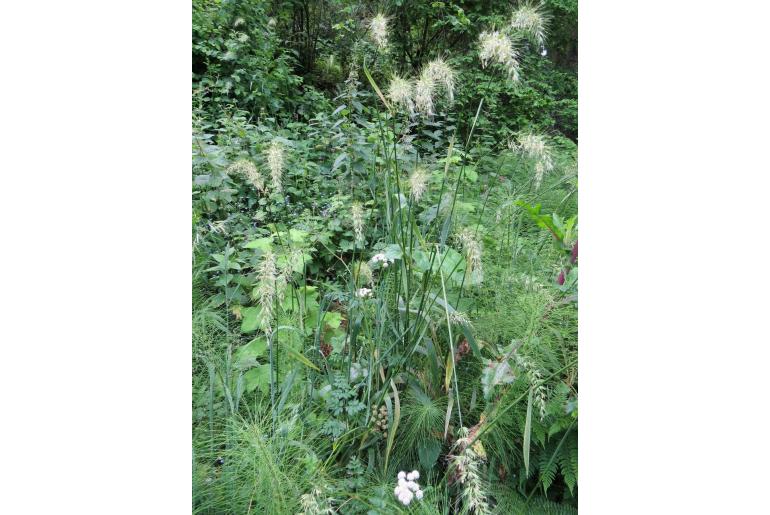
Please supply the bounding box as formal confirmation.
[192,1,577,512]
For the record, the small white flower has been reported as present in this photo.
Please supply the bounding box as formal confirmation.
[356,287,372,298]
[394,470,422,506]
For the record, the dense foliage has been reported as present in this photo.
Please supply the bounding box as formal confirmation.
[193,1,577,513]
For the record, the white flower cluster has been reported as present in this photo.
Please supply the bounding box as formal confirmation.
[356,287,372,298]
[394,470,423,506]
[371,253,394,268]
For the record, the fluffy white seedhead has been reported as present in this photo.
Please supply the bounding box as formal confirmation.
[424,58,456,102]
[511,132,553,190]
[351,202,365,244]
[456,229,483,283]
[408,167,429,202]
[256,249,278,334]
[264,139,286,193]
[356,287,372,299]
[479,30,520,82]
[227,159,266,192]
[510,1,550,50]
[387,75,415,114]
[414,74,435,116]
[369,13,389,50]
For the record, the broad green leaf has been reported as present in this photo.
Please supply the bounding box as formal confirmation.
[243,364,271,394]
[243,237,273,250]
[234,337,267,365]
[418,439,441,470]
[240,306,264,333]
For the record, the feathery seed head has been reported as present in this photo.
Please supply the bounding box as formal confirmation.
[264,139,286,193]
[227,159,266,192]
[256,249,278,334]
[512,132,553,189]
[450,427,490,514]
[424,57,456,102]
[351,202,365,244]
[387,75,414,114]
[369,13,389,50]
[456,229,483,283]
[510,1,550,49]
[449,310,472,327]
[408,167,429,202]
[479,30,520,82]
[414,74,435,116]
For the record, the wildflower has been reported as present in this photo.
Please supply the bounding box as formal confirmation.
[394,470,423,506]
[424,57,456,102]
[356,287,372,298]
[233,17,245,27]
[236,32,249,43]
[456,229,483,283]
[256,249,278,334]
[387,75,414,114]
[264,139,286,193]
[408,167,429,202]
[478,30,520,82]
[510,1,550,49]
[571,240,578,264]
[369,13,389,50]
[371,253,394,268]
[351,203,365,244]
[414,73,435,116]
